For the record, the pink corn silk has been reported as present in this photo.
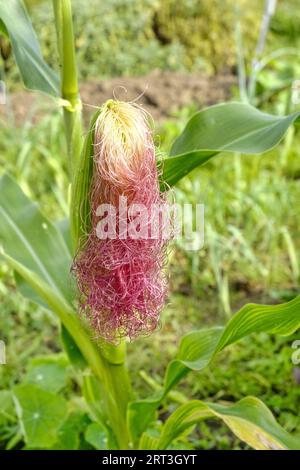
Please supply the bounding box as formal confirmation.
[72,106,170,342]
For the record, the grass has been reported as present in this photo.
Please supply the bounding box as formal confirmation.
[0,100,300,449]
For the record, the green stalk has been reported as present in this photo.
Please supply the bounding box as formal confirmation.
[56,302,132,449]
[52,0,133,449]
[52,0,83,172]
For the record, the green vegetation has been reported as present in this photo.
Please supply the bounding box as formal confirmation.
[0,0,299,451]
[1,103,299,449]
[1,0,299,85]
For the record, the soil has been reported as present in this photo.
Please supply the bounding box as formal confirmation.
[80,70,236,121]
[0,70,236,125]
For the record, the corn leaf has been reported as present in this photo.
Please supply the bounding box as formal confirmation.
[0,173,72,304]
[128,294,300,442]
[155,397,300,450]
[0,0,59,96]
[163,103,300,186]
[138,432,160,450]
[70,109,100,249]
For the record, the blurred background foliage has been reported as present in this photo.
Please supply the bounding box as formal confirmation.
[0,0,298,83]
[0,0,300,450]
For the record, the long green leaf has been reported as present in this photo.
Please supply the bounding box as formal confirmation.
[128,294,300,442]
[0,175,115,383]
[70,109,100,249]
[0,173,72,303]
[155,397,300,450]
[0,0,59,96]
[163,103,300,186]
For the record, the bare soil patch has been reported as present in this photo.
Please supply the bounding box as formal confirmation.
[0,70,236,125]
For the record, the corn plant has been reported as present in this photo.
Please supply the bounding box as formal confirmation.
[0,0,300,450]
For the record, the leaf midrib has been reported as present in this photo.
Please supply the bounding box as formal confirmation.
[171,111,300,157]
[0,206,61,294]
